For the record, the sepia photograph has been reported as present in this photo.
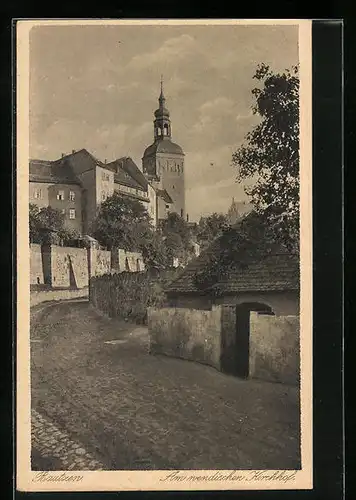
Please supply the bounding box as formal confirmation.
[17,19,312,491]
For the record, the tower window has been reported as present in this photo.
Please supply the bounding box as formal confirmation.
[163,124,169,136]
[69,209,76,219]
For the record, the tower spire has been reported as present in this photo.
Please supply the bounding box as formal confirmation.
[159,74,165,106]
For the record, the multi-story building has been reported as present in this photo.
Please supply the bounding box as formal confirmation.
[29,82,185,236]
[29,149,160,235]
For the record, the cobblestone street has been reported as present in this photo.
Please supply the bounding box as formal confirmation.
[31,299,300,471]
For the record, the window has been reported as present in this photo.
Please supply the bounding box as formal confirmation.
[102,191,106,201]
[69,209,76,219]
[57,190,64,201]
[34,188,42,199]
[69,191,75,201]
[166,204,170,209]
[61,209,66,215]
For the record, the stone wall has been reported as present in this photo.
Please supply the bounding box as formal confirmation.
[30,244,44,285]
[88,248,111,277]
[249,312,300,385]
[111,249,145,273]
[148,305,235,371]
[30,245,142,291]
[49,246,89,288]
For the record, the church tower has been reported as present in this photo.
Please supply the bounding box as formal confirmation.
[142,78,185,221]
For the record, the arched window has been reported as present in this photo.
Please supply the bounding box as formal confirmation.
[164,123,169,136]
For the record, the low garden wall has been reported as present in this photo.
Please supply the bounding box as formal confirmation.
[249,312,300,385]
[148,305,227,370]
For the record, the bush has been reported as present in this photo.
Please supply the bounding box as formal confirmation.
[89,268,180,325]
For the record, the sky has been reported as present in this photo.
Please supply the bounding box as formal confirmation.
[29,22,299,222]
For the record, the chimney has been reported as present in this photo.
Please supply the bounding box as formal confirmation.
[61,153,65,158]
[186,213,189,222]
[104,158,107,164]
[72,149,76,154]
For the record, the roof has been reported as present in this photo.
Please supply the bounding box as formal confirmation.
[165,220,300,295]
[29,159,81,185]
[157,189,173,204]
[107,157,148,191]
[29,150,149,192]
[143,138,184,157]
[117,157,149,190]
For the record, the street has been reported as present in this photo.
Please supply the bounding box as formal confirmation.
[31,299,301,470]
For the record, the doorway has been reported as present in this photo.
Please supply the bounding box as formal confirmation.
[235,302,274,378]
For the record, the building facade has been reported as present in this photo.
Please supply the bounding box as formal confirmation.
[29,150,158,235]
[29,82,186,236]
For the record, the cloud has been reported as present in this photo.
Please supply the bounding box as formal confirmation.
[127,34,198,71]
[185,96,258,152]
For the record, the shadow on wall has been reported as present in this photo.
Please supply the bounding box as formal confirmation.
[148,303,300,386]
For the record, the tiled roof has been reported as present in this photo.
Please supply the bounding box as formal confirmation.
[107,157,147,191]
[29,150,149,193]
[29,159,81,185]
[55,149,114,174]
[165,223,300,295]
[119,157,149,190]
[157,189,173,204]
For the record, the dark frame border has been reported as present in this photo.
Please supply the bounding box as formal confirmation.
[8,17,344,500]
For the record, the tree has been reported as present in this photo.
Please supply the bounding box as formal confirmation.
[29,204,65,244]
[197,213,230,249]
[160,212,193,265]
[232,63,299,249]
[29,204,42,243]
[162,212,191,249]
[193,210,282,290]
[139,229,169,270]
[91,192,152,251]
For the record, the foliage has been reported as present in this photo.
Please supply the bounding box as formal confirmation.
[90,268,180,324]
[29,204,65,244]
[160,212,194,265]
[138,227,170,271]
[193,210,282,291]
[91,192,153,251]
[162,212,191,249]
[58,227,81,246]
[232,63,299,249]
[197,212,230,249]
